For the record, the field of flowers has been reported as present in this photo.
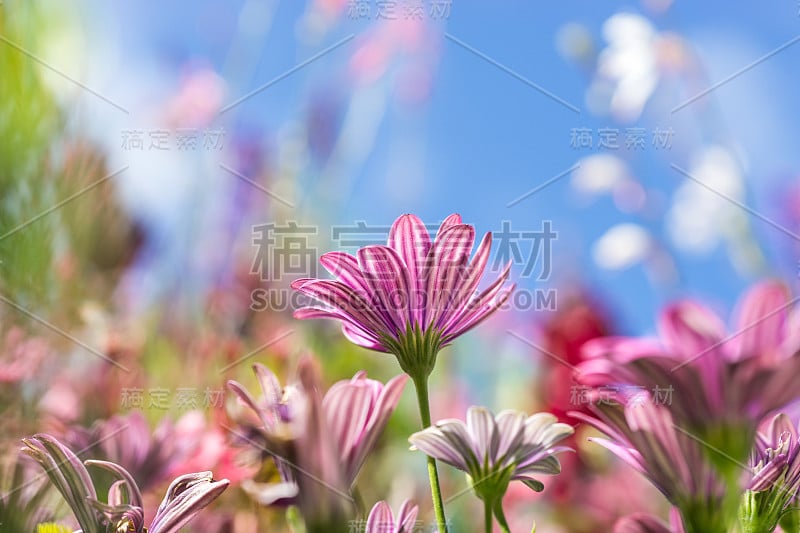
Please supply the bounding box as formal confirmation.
[2,1,800,532]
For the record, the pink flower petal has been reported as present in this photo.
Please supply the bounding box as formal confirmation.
[358,245,414,333]
[733,280,791,361]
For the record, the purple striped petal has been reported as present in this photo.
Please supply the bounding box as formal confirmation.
[443,284,515,342]
[294,307,383,348]
[494,410,527,465]
[323,372,407,484]
[467,406,497,463]
[436,214,463,238]
[396,500,419,532]
[659,302,725,411]
[411,407,573,489]
[388,214,432,325]
[20,435,99,531]
[366,500,419,533]
[149,472,229,533]
[341,323,387,351]
[409,419,477,472]
[357,245,414,332]
[85,460,143,508]
[441,232,493,316]
[292,278,391,334]
[422,224,475,327]
[319,251,372,295]
[441,259,512,338]
[366,501,394,533]
[226,379,270,429]
[588,437,646,475]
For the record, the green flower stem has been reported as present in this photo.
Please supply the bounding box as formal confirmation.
[412,374,448,533]
[484,499,493,533]
[493,498,511,533]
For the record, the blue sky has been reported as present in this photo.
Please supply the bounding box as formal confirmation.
[89,0,800,334]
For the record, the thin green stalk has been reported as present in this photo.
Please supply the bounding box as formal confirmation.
[484,499,493,533]
[412,374,448,533]
[493,499,511,533]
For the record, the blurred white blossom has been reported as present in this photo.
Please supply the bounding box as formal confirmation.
[667,146,743,253]
[592,223,652,270]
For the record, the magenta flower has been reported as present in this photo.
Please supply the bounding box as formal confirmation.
[570,392,728,533]
[365,500,419,533]
[292,213,513,533]
[739,413,800,533]
[577,281,800,460]
[410,407,572,531]
[20,434,228,533]
[227,361,407,529]
[749,414,800,493]
[292,213,514,377]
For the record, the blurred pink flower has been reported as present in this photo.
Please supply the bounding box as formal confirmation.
[349,17,438,103]
[614,508,686,533]
[323,370,408,483]
[0,327,49,384]
[577,280,800,459]
[570,392,727,533]
[227,360,406,527]
[165,67,225,128]
[64,410,238,493]
[365,500,419,533]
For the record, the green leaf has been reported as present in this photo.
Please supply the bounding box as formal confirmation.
[521,479,544,492]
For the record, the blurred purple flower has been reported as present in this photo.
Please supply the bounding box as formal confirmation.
[365,500,419,533]
[292,213,514,378]
[614,508,687,533]
[20,434,228,533]
[410,407,573,499]
[64,410,200,491]
[227,360,406,528]
[577,280,800,459]
[570,393,727,533]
